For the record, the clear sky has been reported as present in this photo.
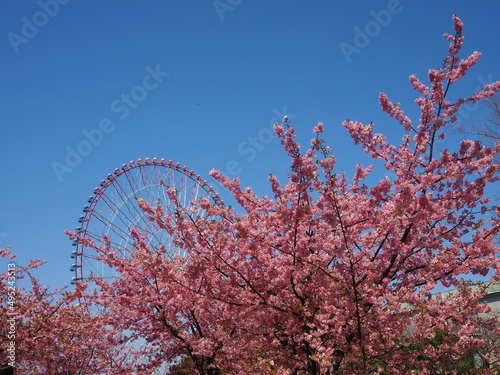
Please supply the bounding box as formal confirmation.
[1,1,499,290]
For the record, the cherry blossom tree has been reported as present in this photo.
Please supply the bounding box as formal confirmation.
[0,247,134,375]
[70,16,500,374]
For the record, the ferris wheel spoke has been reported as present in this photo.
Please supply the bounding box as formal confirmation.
[110,171,170,229]
[123,166,141,192]
[90,207,137,245]
[97,191,150,238]
[92,205,170,256]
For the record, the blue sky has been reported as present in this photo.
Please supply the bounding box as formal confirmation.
[1,1,499,290]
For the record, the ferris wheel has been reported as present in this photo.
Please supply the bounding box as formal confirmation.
[70,157,222,285]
